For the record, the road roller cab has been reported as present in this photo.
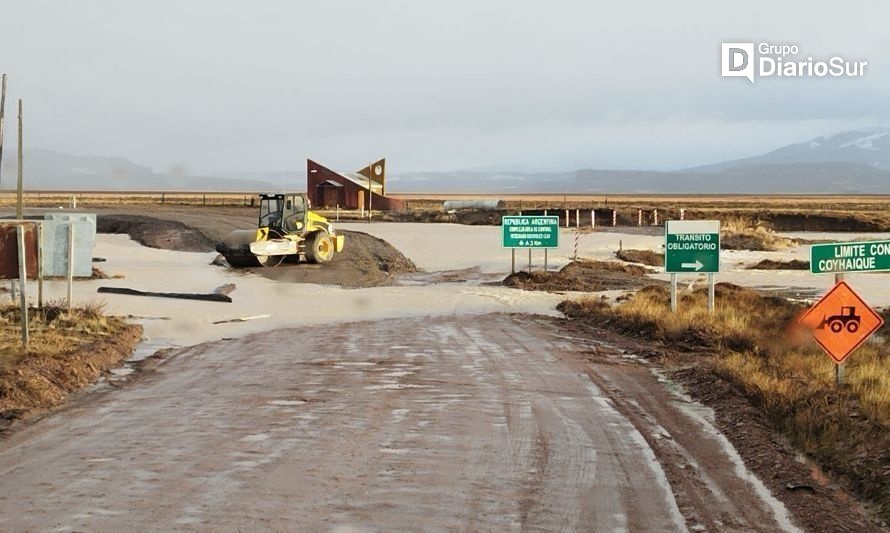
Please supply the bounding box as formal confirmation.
[216,192,345,267]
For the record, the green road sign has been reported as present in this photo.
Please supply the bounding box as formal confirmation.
[810,240,890,274]
[665,220,720,273]
[502,215,559,248]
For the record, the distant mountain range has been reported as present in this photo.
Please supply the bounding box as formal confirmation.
[393,127,890,194]
[0,149,277,191]
[3,128,890,194]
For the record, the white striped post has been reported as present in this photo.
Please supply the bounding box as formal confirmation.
[575,209,580,228]
[612,209,617,226]
[590,210,595,230]
[572,231,579,260]
[680,208,686,220]
[638,209,642,227]
[565,209,569,228]
[653,209,659,226]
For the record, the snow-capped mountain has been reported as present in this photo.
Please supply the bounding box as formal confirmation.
[688,127,890,172]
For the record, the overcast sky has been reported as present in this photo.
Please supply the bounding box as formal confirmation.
[1,1,889,175]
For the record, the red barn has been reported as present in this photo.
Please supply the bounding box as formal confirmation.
[307,158,404,211]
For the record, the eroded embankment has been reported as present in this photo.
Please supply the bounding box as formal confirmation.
[0,304,142,433]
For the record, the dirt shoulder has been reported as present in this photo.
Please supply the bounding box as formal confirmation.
[0,305,142,434]
[557,285,889,530]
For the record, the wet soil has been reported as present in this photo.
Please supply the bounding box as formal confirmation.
[503,259,662,292]
[615,248,664,267]
[95,212,417,288]
[97,214,216,252]
[0,314,813,531]
[747,259,811,270]
[242,231,416,288]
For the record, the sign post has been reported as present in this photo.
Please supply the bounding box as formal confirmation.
[502,215,559,272]
[808,241,890,384]
[665,220,721,313]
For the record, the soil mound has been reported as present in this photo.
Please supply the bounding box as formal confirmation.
[98,214,216,252]
[235,231,417,288]
[615,248,664,267]
[97,214,417,289]
[503,260,660,292]
[746,259,810,270]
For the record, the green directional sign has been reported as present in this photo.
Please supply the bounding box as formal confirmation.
[665,220,720,273]
[501,215,559,248]
[810,240,890,274]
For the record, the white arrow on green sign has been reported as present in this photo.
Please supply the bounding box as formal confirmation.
[665,220,720,273]
[810,240,890,274]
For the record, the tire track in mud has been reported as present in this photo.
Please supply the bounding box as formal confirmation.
[0,314,791,531]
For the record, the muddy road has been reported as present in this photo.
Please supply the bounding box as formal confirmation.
[0,315,797,531]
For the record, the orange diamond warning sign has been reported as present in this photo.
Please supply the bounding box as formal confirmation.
[798,281,885,364]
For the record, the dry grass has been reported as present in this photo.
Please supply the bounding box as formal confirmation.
[559,284,890,519]
[0,301,140,422]
[721,217,799,251]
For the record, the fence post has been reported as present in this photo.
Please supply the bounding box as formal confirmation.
[612,209,617,226]
[638,209,642,227]
[680,208,686,221]
[653,209,659,226]
[591,209,595,230]
[17,225,29,347]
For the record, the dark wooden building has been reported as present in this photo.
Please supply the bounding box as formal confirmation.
[307,158,403,211]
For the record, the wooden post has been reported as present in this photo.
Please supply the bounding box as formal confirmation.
[0,73,6,193]
[528,248,532,273]
[511,249,515,274]
[16,99,24,220]
[17,225,29,347]
[37,222,43,308]
[67,221,74,310]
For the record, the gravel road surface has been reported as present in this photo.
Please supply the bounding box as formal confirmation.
[0,315,796,531]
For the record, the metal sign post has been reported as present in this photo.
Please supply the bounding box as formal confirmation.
[665,220,721,313]
[502,215,559,272]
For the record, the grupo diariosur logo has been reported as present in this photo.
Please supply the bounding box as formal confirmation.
[721,43,867,83]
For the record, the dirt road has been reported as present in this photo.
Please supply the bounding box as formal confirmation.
[0,314,797,531]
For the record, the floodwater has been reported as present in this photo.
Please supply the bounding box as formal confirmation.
[23,223,890,351]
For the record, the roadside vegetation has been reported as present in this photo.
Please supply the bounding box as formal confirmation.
[0,302,141,427]
[559,284,890,522]
[721,217,800,251]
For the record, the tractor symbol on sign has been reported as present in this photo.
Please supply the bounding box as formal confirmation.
[818,306,861,334]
